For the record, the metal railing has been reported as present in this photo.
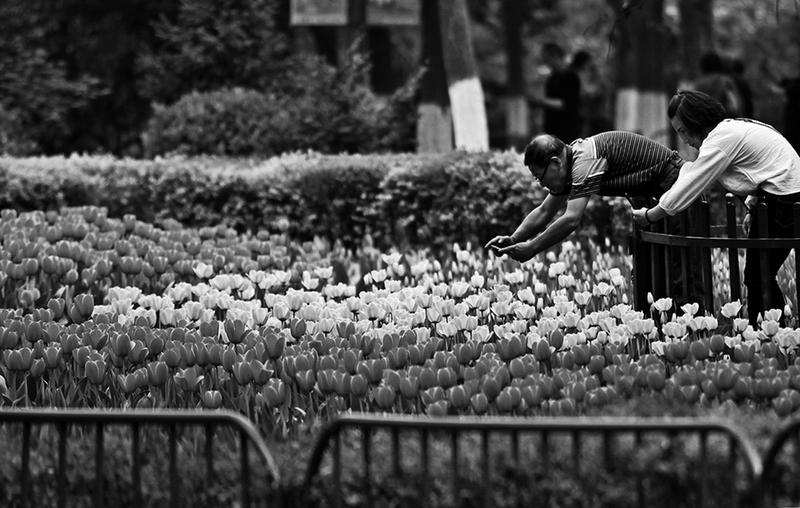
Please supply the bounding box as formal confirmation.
[755,415,800,507]
[631,193,800,313]
[0,408,280,508]
[303,414,762,508]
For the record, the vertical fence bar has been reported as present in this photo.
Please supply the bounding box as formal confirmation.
[21,422,30,508]
[793,203,800,317]
[481,430,489,508]
[603,431,614,472]
[697,200,714,313]
[656,216,669,298]
[204,424,214,497]
[636,431,645,508]
[421,429,429,508]
[241,431,251,508]
[726,194,742,302]
[794,430,800,502]
[541,431,550,508]
[95,423,104,508]
[363,426,372,507]
[699,431,708,508]
[334,432,342,508]
[757,201,772,311]
[57,423,67,508]
[631,225,652,310]
[392,427,401,477]
[679,212,690,299]
[132,423,142,508]
[729,435,739,508]
[512,431,521,508]
[333,430,344,508]
[169,423,178,508]
[451,431,459,503]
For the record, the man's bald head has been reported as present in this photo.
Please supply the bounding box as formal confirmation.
[524,134,565,169]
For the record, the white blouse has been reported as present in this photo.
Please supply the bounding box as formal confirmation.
[659,119,800,215]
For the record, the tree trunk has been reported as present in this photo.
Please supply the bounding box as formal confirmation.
[416,0,452,153]
[610,0,670,145]
[438,0,489,151]
[678,0,714,82]
[503,0,528,150]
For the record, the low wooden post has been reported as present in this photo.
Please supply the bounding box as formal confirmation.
[631,225,652,311]
[726,194,741,302]
[756,200,772,312]
[696,199,714,314]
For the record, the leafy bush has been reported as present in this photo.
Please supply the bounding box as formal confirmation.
[0,152,627,251]
[142,51,420,157]
[0,105,39,156]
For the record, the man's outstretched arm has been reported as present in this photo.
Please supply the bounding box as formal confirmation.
[498,196,589,262]
[485,193,568,250]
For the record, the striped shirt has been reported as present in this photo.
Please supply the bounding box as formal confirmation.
[567,131,682,200]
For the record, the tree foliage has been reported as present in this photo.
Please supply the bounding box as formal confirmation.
[0,1,104,155]
[136,0,291,105]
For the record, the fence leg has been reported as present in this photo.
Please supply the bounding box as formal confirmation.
[631,227,652,311]
[726,194,742,303]
[757,201,772,313]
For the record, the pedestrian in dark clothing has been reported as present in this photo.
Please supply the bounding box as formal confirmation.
[730,58,754,118]
[536,43,581,143]
[781,76,800,153]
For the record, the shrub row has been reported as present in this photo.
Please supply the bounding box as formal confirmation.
[0,152,627,251]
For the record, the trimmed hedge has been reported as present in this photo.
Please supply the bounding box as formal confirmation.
[0,152,627,251]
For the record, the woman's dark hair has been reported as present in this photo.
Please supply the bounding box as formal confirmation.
[524,134,565,167]
[667,90,727,136]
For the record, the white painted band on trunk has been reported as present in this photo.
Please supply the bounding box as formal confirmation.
[416,103,453,153]
[505,96,529,139]
[448,77,490,151]
[615,88,670,145]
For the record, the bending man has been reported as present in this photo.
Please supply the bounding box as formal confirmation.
[486,130,682,262]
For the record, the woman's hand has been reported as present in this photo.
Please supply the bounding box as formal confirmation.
[632,207,651,227]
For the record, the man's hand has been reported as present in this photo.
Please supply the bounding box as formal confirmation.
[632,207,651,227]
[497,241,537,263]
[484,235,516,252]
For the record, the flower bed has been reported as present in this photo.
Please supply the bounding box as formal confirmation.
[0,206,799,439]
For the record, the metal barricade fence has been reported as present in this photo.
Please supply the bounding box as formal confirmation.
[302,414,762,508]
[755,415,800,507]
[0,408,281,508]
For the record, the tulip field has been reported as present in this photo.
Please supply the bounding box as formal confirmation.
[1,204,799,434]
[2,204,800,505]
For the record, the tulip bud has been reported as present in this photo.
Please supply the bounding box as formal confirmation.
[689,340,709,361]
[147,361,169,386]
[375,386,396,410]
[224,319,247,345]
[263,379,287,407]
[43,346,62,369]
[202,390,223,409]
[470,393,489,414]
[118,373,140,395]
[85,359,106,385]
[350,373,369,397]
